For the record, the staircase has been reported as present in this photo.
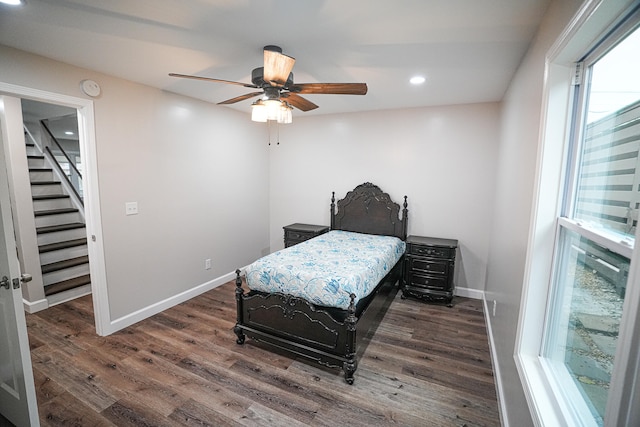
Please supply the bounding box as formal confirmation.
[26,139,91,299]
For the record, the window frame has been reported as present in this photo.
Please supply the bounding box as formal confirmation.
[515,2,640,426]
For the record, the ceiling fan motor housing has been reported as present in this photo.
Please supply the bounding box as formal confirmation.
[251,67,294,89]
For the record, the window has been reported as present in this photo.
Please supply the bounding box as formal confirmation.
[540,17,640,427]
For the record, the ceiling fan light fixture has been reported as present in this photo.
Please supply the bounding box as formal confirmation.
[264,99,282,121]
[278,102,293,124]
[251,99,292,124]
[251,100,268,122]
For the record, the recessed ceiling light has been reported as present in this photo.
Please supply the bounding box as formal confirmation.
[65,131,74,135]
[410,76,426,85]
[0,0,24,5]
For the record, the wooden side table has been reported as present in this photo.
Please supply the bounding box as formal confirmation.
[283,223,330,247]
[402,235,458,305]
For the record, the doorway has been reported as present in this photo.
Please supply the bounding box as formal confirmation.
[0,83,109,336]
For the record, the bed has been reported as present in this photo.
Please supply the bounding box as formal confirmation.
[233,182,408,384]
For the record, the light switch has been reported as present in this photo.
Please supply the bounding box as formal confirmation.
[125,202,138,215]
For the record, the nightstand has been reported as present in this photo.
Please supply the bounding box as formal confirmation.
[402,235,458,305]
[283,223,330,248]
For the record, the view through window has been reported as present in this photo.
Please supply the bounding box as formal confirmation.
[542,22,640,426]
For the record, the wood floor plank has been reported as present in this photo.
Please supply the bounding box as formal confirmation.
[30,347,119,413]
[168,398,243,427]
[26,280,501,426]
[179,352,322,424]
[38,390,116,427]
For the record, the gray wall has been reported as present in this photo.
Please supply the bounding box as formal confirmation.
[484,0,584,425]
[0,44,271,320]
[269,104,501,296]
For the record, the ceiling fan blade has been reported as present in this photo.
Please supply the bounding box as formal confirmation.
[217,92,263,105]
[290,83,368,95]
[169,73,258,89]
[281,93,319,112]
[263,49,295,87]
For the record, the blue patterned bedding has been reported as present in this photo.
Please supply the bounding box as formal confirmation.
[244,230,406,309]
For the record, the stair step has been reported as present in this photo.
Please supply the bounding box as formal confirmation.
[34,208,82,228]
[27,155,44,160]
[33,194,73,211]
[30,182,63,197]
[33,194,70,201]
[36,222,87,246]
[27,156,46,168]
[37,223,86,235]
[29,169,54,181]
[39,238,87,253]
[34,207,78,216]
[31,181,61,186]
[41,255,89,274]
[44,274,91,296]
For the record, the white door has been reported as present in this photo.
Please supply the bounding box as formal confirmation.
[0,114,39,425]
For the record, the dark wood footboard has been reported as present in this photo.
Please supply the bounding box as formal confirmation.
[234,260,402,384]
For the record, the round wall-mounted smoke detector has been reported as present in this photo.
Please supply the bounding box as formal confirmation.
[80,79,101,97]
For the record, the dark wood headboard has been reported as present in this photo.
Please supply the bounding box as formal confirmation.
[330,182,408,240]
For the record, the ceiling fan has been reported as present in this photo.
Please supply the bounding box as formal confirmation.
[169,45,367,116]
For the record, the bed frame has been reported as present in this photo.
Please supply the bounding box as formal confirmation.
[233,182,408,384]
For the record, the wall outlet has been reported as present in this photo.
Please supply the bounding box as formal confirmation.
[492,300,497,317]
[125,202,138,215]
[205,258,211,270]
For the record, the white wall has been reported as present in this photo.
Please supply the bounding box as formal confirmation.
[484,0,584,425]
[0,44,270,322]
[269,104,500,295]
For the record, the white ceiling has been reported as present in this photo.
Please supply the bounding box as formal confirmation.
[0,0,551,117]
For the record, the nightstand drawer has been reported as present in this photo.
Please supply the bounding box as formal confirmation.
[407,272,448,290]
[283,223,330,248]
[408,244,453,259]
[407,257,448,275]
[285,230,316,242]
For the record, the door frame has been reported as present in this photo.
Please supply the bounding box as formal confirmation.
[0,82,109,336]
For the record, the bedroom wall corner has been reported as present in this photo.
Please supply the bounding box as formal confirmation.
[268,103,500,297]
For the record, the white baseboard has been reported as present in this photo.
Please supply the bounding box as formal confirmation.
[23,297,48,313]
[455,286,484,299]
[105,269,240,335]
[483,297,509,427]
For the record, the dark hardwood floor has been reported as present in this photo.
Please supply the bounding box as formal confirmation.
[26,280,501,426]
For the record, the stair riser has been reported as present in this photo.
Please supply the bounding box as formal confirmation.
[43,263,90,286]
[39,245,88,265]
[25,146,40,157]
[27,157,45,168]
[37,227,86,246]
[29,170,54,181]
[35,211,82,228]
[31,183,63,196]
[32,198,72,211]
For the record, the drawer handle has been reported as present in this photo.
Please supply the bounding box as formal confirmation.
[417,248,436,255]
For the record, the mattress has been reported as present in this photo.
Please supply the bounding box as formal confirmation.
[244,230,406,309]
